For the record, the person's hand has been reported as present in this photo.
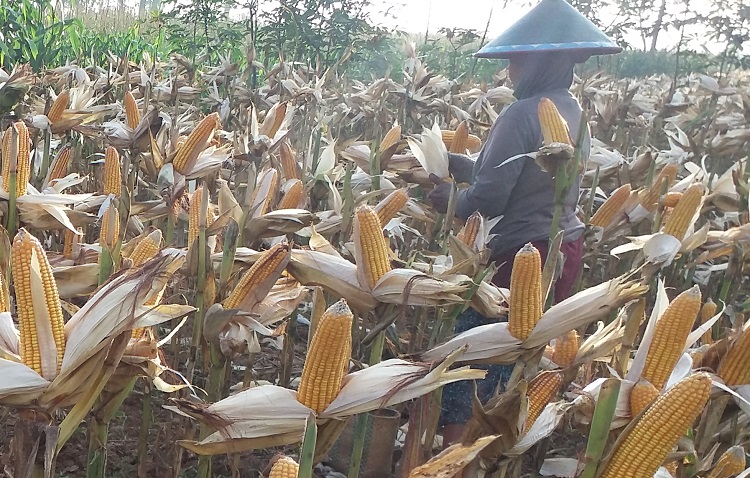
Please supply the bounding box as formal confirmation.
[427,174,451,214]
[448,153,475,184]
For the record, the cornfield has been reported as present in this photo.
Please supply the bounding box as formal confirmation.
[0,41,748,478]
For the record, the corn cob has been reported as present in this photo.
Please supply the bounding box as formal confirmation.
[641,285,701,390]
[662,183,705,240]
[124,90,141,129]
[172,112,220,174]
[640,163,679,211]
[2,122,31,197]
[297,299,353,413]
[525,371,563,430]
[100,203,120,249]
[104,146,122,197]
[48,145,72,183]
[269,456,300,478]
[538,98,572,146]
[551,330,579,368]
[590,183,632,228]
[63,229,75,259]
[508,243,543,341]
[47,90,69,123]
[701,298,717,345]
[0,273,9,313]
[265,102,287,139]
[381,125,402,152]
[188,186,212,247]
[279,141,300,180]
[250,169,279,217]
[456,212,482,248]
[716,325,750,386]
[223,243,289,310]
[599,373,712,478]
[204,271,217,307]
[374,189,409,227]
[449,121,470,153]
[353,205,392,290]
[129,230,162,267]
[278,179,304,210]
[629,379,660,417]
[441,130,482,152]
[706,446,746,478]
[663,191,683,208]
[12,229,66,377]
[665,461,679,477]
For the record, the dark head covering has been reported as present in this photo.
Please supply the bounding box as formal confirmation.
[475,0,622,61]
[511,52,576,100]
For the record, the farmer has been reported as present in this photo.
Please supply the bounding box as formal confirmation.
[427,0,622,447]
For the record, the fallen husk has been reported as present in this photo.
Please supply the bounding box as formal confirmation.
[172,347,484,455]
[406,435,499,478]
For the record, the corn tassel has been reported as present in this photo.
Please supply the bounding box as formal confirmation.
[508,243,543,341]
[525,371,563,430]
[279,141,300,180]
[2,121,31,197]
[662,183,705,240]
[353,205,392,291]
[47,90,69,123]
[278,179,305,210]
[124,90,141,129]
[456,212,481,248]
[11,229,66,378]
[600,373,712,478]
[297,299,353,413]
[172,112,220,174]
[551,330,579,368]
[223,243,289,310]
[590,183,632,228]
[641,285,702,390]
[381,125,402,152]
[538,98,572,146]
[104,146,122,197]
[701,299,717,345]
[449,121,470,153]
[706,446,746,478]
[629,379,660,417]
[129,230,162,267]
[48,145,72,183]
[640,163,679,211]
[716,325,750,386]
[374,189,409,227]
[269,456,299,478]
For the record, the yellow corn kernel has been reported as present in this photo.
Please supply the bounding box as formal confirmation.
[223,243,290,310]
[590,184,632,228]
[508,243,543,341]
[662,183,705,240]
[172,112,221,174]
[99,203,120,249]
[279,141,300,180]
[265,102,287,139]
[204,271,217,307]
[129,230,162,267]
[374,189,409,227]
[278,179,305,210]
[124,90,141,129]
[701,298,717,345]
[441,130,482,153]
[269,456,299,478]
[250,169,279,217]
[48,145,72,183]
[380,125,402,152]
[600,373,712,478]
[297,299,353,413]
[551,330,579,368]
[104,146,122,197]
[707,445,746,478]
[665,461,679,477]
[188,186,213,247]
[0,273,9,313]
[538,98,572,146]
[2,122,31,197]
[716,325,750,386]
[526,371,563,430]
[629,379,660,417]
[641,285,702,390]
[47,90,69,123]
[640,163,679,211]
[12,229,66,377]
[449,121,470,153]
[63,229,75,259]
[663,191,683,208]
[457,212,481,249]
[353,205,392,291]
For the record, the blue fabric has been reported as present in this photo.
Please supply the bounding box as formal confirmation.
[439,309,514,427]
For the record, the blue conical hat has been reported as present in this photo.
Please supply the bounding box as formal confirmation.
[475,0,622,59]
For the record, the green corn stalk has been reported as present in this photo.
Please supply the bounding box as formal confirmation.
[580,378,621,478]
[298,413,318,478]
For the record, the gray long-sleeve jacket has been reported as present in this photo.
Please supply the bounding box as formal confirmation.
[454,88,590,258]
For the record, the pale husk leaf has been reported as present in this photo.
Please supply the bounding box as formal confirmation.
[370,269,469,306]
[407,435,499,478]
[419,322,523,365]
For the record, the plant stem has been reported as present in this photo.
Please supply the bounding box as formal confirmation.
[137,382,153,478]
[580,378,621,478]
